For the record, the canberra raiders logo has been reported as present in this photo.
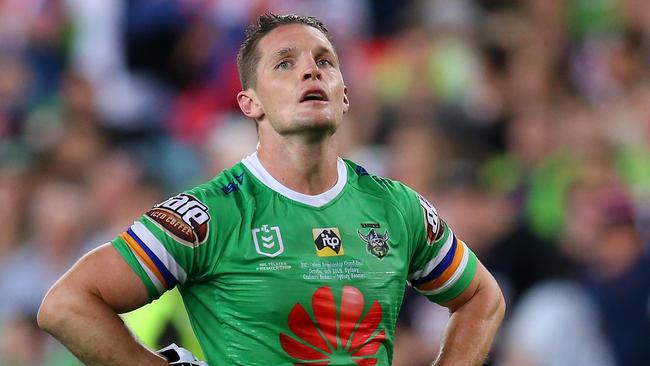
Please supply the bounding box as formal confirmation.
[358,229,390,259]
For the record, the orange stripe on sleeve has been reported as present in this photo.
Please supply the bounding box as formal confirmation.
[416,240,465,291]
[120,232,169,289]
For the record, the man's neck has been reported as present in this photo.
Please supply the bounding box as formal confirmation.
[256,134,339,196]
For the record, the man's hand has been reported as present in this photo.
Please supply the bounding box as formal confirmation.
[158,343,208,365]
[38,244,168,365]
[434,261,506,366]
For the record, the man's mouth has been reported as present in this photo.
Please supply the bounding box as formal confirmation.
[300,89,329,102]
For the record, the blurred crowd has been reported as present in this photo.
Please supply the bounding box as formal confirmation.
[0,0,649,365]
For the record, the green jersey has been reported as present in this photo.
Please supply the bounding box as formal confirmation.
[112,152,477,366]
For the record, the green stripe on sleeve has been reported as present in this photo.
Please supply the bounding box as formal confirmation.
[425,250,478,304]
[112,236,160,301]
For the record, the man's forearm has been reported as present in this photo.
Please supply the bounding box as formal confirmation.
[38,285,167,366]
[434,281,506,366]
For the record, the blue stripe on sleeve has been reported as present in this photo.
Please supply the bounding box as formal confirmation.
[127,228,178,289]
[411,235,457,286]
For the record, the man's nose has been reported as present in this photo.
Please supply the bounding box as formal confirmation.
[302,59,321,81]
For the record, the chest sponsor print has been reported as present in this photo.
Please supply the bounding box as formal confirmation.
[280,285,386,365]
[313,228,344,257]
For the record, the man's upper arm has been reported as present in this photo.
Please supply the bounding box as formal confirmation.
[404,189,479,304]
[61,243,151,313]
[438,260,497,312]
[403,188,501,311]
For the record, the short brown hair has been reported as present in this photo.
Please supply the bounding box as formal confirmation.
[237,13,331,89]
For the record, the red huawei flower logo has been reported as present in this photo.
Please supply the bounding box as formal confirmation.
[280,285,386,366]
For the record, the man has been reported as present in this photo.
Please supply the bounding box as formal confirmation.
[38,13,505,365]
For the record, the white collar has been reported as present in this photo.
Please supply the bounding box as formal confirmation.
[241,151,347,207]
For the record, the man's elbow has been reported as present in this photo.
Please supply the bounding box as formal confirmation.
[37,282,75,335]
[469,269,506,324]
[493,287,506,322]
[38,287,61,333]
[488,277,506,324]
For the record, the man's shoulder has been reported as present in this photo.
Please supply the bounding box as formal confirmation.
[205,162,253,195]
[183,162,257,209]
[343,159,415,202]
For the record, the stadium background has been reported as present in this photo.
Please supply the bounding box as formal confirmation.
[0,0,649,365]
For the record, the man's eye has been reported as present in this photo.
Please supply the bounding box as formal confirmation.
[276,61,292,70]
[317,59,333,67]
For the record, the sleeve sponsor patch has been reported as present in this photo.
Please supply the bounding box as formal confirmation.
[146,193,210,247]
[417,194,444,245]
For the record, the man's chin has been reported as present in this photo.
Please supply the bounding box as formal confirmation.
[286,119,338,140]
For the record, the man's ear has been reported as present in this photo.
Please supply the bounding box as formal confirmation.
[342,86,350,114]
[237,90,264,119]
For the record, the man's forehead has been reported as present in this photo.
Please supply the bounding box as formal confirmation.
[258,24,334,57]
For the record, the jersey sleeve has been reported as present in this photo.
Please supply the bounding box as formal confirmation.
[404,189,478,303]
[111,187,216,301]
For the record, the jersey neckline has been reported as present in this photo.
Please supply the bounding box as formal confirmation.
[241,151,348,208]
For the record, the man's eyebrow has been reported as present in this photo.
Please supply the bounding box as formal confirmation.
[270,45,338,60]
[272,47,296,60]
[315,45,337,58]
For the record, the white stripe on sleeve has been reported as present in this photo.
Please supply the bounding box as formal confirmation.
[417,241,470,296]
[131,221,188,284]
[408,230,455,281]
[130,251,165,294]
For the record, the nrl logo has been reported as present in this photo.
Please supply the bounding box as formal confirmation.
[252,225,284,258]
[358,229,390,260]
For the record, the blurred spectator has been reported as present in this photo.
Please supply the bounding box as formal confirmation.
[0,163,29,268]
[0,180,88,321]
[0,312,81,366]
[1,313,48,366]
[66,0,162,130]
[387,122,443,195]
[0,54,30,140]
[500,281,616,366]
[576,181,650,365]
[80,150,162,253]
[500,166,650,366]
[202,115,258,177]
